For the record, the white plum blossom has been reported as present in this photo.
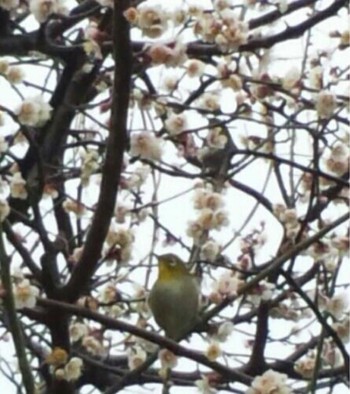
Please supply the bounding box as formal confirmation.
[282,67,300,90]
[159,349,178,369]
[207,127,228,149]
[193,189,222,211]
[64,357,84,381]
[29,0,67,23]
[195,375,216,394]
[130,131,162,161]
[200,239,221,262]
[246,369,292,394]
[147,42,187,67]
[326,292,349,319]
[212,271,243,297]
[82,336,105,356]
[125,165,150,189]
[127,346,147,370]
[13,279,39,309]
[69,322,89,342]
[17,95,52,126]
[164,112,188,135]
[137,4,168,38]
[205,341,222,361]
[105,226,134,263]
[294,356,316,378]
[316,90,337,119]
[198,93,221,111]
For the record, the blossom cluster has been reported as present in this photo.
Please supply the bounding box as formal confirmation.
[187,185,229,242]
[46,347,83,382]
[194,8,248,51]
[17,96,52,127]
[273,204,300,241]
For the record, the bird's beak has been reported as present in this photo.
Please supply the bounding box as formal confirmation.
[152,252,160,260]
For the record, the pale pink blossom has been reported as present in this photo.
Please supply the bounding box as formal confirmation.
[137,4,168,38]
[123,7,138,24]
[193,189,223,211]
[17,95,52,126]
[213,271,243,296]
[247,369,291,394]
[164,112,188,135]
[200,240,221,262]
[248,281,275,306]
[7,66,24,84]
[215,10,248,50]
[100,284,118,304]
[213,210,230,229]
[186,59,206,77]
[130,131,162,161]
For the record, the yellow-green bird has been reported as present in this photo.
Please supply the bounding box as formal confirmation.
[148,253,200,341]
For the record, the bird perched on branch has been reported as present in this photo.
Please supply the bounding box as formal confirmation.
[148,253,200,341]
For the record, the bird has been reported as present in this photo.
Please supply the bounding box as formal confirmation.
[148,253,200,341]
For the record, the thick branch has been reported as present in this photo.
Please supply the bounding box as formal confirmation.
[63,0,132,301]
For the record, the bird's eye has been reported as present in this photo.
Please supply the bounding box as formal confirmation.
[169,257,177,267]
